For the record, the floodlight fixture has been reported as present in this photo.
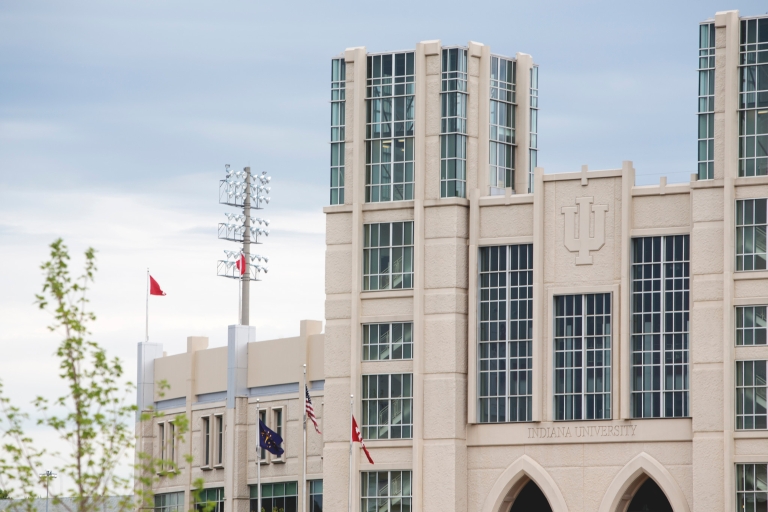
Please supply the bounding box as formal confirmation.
[217,165,273,325]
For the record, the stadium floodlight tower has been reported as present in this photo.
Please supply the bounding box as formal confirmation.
[216,164,272,325]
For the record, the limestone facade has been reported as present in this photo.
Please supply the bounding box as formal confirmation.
[136,9,768,512]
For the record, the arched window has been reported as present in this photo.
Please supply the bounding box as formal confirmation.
[509,481,552,512]
[627,478,673,512]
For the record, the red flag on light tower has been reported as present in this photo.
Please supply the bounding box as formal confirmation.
[235,254,246,275]
[146,270,166,342]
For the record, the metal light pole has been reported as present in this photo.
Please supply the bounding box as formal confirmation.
[39,471,57,512]
[217,165,272,325]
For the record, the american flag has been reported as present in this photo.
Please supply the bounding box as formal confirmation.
[305,385,322,434]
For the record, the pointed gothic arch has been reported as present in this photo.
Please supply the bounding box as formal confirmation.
[480,454,569,512]
[597,452,690,512]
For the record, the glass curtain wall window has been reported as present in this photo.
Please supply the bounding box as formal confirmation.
[363,221,414,291]
[739,18,768,177]
[489,56,516,191]
[478,245,533,423]
[737,464,768,511]
[441,47,468,198]
[361,374,413,440]
[196,488,224,512]
[738,306,768,345]
[737,360,768,430]
[699,22,715,180]
[155,493,184,512]
[529,65,539,194]
[553,294,612,421]
[737,198,767,271]
[630,235,690,418]
[363,322,413,360]
[330,58,346,204]
[366,52,415,202]
[249,482,298,512]
[361,471,412,512]
[308,480,323,512]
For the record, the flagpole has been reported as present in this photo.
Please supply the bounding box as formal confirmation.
[257,399,261,512]
[238,276,242,325]
[302,364,307,512]
[348,394,353,512]
[145,268,149,342]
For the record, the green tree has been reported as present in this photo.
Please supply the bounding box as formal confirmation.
[0,489,11,499]
[0,239,206,512]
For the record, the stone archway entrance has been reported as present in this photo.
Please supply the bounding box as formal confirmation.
[626,478,673,512]
[509,480,553,512]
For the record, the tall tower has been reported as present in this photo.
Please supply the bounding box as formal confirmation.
[323,41,537,512]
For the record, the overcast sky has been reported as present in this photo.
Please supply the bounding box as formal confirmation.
[1,0,765,495]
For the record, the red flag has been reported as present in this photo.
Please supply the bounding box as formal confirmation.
[352,415,374,464]
[149,275,166,296]
[235,254,246,275]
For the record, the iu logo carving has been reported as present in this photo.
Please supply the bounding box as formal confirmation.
[561,197,608,265]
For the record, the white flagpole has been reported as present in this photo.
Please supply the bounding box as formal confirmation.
[257,399,261,512]
[145,268,149,342]
[238,275,242,325]
[348,394,353,512]
[302,364,307,512]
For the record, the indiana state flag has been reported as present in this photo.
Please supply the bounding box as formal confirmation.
[259,419,284,456]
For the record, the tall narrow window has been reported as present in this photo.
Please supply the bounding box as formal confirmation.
[215,415,223,465]
[361,472,411,512]
[737,306,768,345]
[168,421,175,467]
[736,464,768,510]
[737,198,767,271]
[258,410,266,461]
[202,416,210,467]
[631,235,690,418]
[366,52,415,202]
[308,480,323,512]
[363,221,414,291]
[273,408,284,460]
[698,22,715,180]
[553,293,612,421]
[361,374,413,439]
[363,322,413,360]
[441,47,467,198]
[489,56,516,192]
[159,423,166,465]
[528,65,539,193]
[478,245,533,423]
[330,58,346,204]
[737,360,768,430]
[739,18,768,177]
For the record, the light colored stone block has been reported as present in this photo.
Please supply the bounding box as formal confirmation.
[424,374,467,440]
[424,315,468,374]
[325,245,353,294]
[327,212,353,245]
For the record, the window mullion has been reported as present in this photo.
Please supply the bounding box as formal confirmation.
[582,294,587,421]
[506,245,512,423]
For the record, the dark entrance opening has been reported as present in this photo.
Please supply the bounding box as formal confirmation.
[509,480,552,512]
[627,478,673,512]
